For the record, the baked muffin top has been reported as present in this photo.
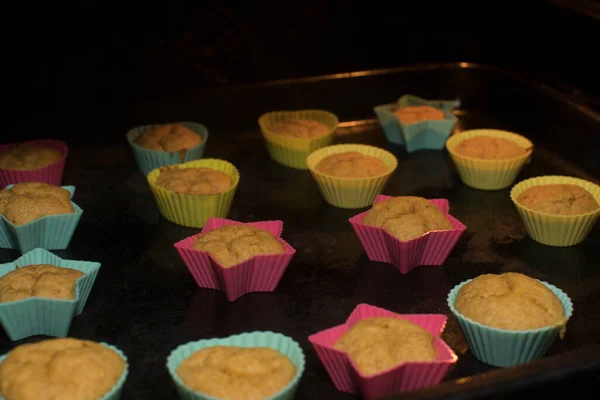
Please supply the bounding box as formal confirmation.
[269,119,330,139]
[192,225,285,268]
[517,184,599,216]
[0,146,62,171]
[314,151,389,178]
[454,272,566,330]
[334,317,437,376]
[135,124,202,153]
[0,264,84,303]
[177,346,296,400]
[454,136,529,160]
[0,182,74,226]
[362,196,453,241]
[0,338,125,400]
[393,105,445,124]
[155,167,231,195]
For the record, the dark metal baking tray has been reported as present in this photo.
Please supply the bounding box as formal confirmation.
[1,63,599,399]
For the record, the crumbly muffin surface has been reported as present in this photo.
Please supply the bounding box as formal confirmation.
[454,136,528,160]
[517,184,599,215]
[393,105,445,124]
[454,272,566,330]
[269,119,330,139]
[334,317,437,376]
[135,124,202,153]
[0,182,74,226]
[362,196,452,241]
[0,338,125,400]
[155,167,231,195]
[177,346,296,400]
[192,225,285,268]
[315,151,389,178]
[0,146,61,171]
[0,264,84,303]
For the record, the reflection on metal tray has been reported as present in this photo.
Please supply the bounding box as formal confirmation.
[0,63,599,399]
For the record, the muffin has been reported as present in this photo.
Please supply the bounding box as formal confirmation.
[135,124,203,155]
[393,105,445,125]
[516,184,599,216]
[0,182,74,226]
[314,151,389,179]
[192,224,285,268]
[269,119,330,139]
[362,196,453,241]
[176,346,296,400]
[0,140,68,188]
[334,317,437,376]
[0,146,62,171]
[454,136,529,160]
[155,166,232,195]
[0,264,84,303]
[0,338,127,400]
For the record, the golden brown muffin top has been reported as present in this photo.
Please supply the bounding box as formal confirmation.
[334,317,437,376]
[517,184,599,216]
[393,105,445,124]
[0,182,74,226]
[454,136,529,160]
[177,346,296,400]
[0,264,84,303]
[135,124,202,153]
[269,119,330,139]
[362,196,453,241]
[192,225,285,268]
[314,151,389,178]
[454,272,566,330]
[0,146,62,171]
[0,338,125,400]
[155,167,231,195]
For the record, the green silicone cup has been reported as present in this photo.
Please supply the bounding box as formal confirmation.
[447,279,573,368]
[0,342,128,400]
[167,331,306,400]
[0,185,83,254]
[0,248,101,341]
[126,122,209,176]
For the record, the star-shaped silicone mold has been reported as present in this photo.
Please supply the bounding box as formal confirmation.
[349,195,466,274]
[0,248,101,340]
[308,303,457,399]
[374,94,459,152]
[174,217,296,302]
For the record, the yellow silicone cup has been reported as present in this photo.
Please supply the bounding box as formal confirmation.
[306,144,398,209]
[258,110,339,170]
[147,159,240,228]
[446,129,533,190]
[510,175,600,247]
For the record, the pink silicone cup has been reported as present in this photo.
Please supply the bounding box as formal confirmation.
[308,303,457,399]
[0,139,68,188]
[174,217,296,302]
[349,195,466,274]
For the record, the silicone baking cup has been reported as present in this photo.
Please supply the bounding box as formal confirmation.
[174,218,296,301]
[147,159,240,228]
[446,129,533,190]
[306,144,398,209]
[258,109,339,169]
[0,342,128,400]
[167,331,306,400]
[0,185,83,254]
[349,195,466,274]
[0,248,101,341]
[308,303,457,399]
[373,95,459,152]
[510,175,600,247]
[127,122,209,176]
[448,278,573,367]
[0,139,68,188]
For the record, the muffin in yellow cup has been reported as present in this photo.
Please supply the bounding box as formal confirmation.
[510,175,600,247]
[446,129,533,190]
[258,110,339,170]
[147,159,240,228]
[306,144,398,209]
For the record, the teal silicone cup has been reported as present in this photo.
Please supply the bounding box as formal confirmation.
[0,248,101,340]
[167,331,306,400]
[0,185,83,254]
[0,342,128,400]
[373,95,459,152]
[447,279,573,368]
[126,122,209,176]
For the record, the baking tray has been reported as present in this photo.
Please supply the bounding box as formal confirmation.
[0,63,599,399]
